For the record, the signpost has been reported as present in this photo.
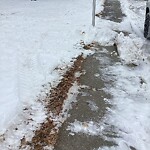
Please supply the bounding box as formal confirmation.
[92,0,96,27]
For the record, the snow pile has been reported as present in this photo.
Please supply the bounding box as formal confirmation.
[102,62,150,150]
[99,0,150,149]
[116,33,144,65]
[83,25,118,46]
[96,0,105,14]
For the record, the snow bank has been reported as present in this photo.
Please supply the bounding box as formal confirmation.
[119,0,146,38]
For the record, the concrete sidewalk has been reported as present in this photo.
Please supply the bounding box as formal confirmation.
[54,0,123,149]
[54,45,120,150]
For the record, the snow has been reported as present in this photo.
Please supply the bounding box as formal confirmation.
[67,0,150,150]
[87,100,99,111]
[67,120,104,136]
[0,0,92,146]
[102,61,150,150]
[50,82,79,129]
[116,33,144,65]
[120,0,145,38]
[0,101,47,149]
[96,0,105,14]
[1,0,150,149]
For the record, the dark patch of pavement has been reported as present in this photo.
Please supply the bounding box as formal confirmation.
[97,0,125,23]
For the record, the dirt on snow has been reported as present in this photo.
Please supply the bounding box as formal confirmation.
[20,55,85,150]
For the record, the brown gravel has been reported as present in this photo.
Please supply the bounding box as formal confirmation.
[20,55,84,150]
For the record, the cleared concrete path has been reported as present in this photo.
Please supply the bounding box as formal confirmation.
[54,45,120,150]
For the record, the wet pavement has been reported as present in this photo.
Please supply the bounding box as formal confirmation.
[101,0,125,23]
[54,45,120,150]
[54,0,124,149]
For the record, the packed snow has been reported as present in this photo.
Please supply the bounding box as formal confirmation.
[0,0,92,148]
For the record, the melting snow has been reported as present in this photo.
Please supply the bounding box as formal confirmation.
[67,120,104,136]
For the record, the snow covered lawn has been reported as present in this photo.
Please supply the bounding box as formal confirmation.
[0,0,91,131]
[0,0,93,148]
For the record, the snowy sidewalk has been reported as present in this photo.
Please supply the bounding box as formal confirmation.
[55,0,150,150]
[0,0,150,149]
[54,45,120,150]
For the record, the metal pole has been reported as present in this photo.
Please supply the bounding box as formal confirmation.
[92,0,96,27]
